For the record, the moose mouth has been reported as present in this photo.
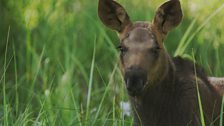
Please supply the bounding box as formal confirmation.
[125,79,145,97]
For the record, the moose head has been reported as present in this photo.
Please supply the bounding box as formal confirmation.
[98,0,183,97]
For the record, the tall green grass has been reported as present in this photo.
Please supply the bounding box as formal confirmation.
[192,50,205,126]
[0,0,224,125]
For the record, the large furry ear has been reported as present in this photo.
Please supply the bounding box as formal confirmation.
[153,0,183,35]
[98,0,132,32]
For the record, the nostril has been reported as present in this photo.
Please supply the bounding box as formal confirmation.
[126,79,131,90]
[139,79,144,87]
[125,77,146,90]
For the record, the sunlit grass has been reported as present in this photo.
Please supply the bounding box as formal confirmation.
[0,0,224,125]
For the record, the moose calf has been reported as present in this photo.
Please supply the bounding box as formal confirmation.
[98,0,224,125]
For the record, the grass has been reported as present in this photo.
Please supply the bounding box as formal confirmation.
[192,49,205,126]
[0,0,224,125]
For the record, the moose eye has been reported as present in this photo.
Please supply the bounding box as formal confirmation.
[150,46,161,54]
[117,45,128,54]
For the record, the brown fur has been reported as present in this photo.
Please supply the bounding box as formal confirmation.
[98,0,224,125]
[130,56,222,126]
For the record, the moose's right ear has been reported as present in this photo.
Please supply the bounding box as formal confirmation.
[98,0,132,32]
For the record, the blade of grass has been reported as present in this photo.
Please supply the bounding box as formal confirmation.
[13,43,19,117]
[85,36,96,125]
[3,26,10,126]
[72,56,89,85]
[174,18,196,56]
[0,55,13,85]
[219,96,224,126]
[26,46,45,108]
[91,64,118,126]
[113,96,116,126]
[70,87,82,126]
[83,11,118,54]
[215,48,221,76]
[192,49,205,126]
[36,76,55,125]
[14,107,32,126]
[175,3,224,56]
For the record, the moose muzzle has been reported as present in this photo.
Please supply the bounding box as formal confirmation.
[124,67,147,97]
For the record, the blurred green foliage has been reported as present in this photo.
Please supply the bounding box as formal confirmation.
[0,0,224,125]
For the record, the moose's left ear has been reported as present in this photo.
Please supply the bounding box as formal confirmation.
[98,0,132,33]
[153,0,183,35]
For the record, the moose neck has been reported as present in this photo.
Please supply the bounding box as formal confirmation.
[148,50,176,88]
[129,53,178,125]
